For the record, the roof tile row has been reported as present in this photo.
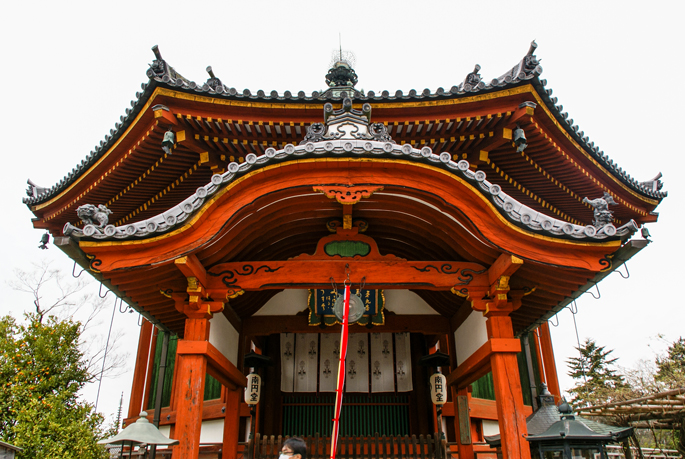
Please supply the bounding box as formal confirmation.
[23,42,665,208]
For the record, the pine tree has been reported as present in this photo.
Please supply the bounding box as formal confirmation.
[655,337,685,388]
[566,338,629,408]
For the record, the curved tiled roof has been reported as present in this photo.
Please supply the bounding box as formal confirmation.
[23,42,666,207]
[62,138,639,243]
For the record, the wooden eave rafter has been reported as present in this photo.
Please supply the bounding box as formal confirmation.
[486,116,655,225]
[31,84,660,237]
[70,158,617,336]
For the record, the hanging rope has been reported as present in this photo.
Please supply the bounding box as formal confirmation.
[330,272,351,459]
[95,296,118,412]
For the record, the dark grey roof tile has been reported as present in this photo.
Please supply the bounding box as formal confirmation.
[23,42,666,206]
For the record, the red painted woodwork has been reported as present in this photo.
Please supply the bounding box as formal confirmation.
[128,320,153,418]
[538,322,561,400]
[441,397,532,421]
[28,72,657,459]
[242,314,450,336]
[175,340,246,390]
[313,184,384,204]
[123,398,250,428]
[487,254,524,287]
[142,325,158,415]
[486,314,530,459]
[222,389,242,459]
[184,318,210,341]
[80,159,620,273]
[207,258,489,294]
[171,353,207,459]
[454,387,475,459]
[29,86,661,237]
[175,255,208,286]
[534,328,548,384]
[446,338,521,389]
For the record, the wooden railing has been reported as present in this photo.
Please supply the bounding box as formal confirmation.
[282,395,411,438]
[248,433,447,459]
[605,445,682,459]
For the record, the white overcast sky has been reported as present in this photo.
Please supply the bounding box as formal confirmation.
[1,1,683,422]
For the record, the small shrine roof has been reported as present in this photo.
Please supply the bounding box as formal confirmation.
[23,42,666,208]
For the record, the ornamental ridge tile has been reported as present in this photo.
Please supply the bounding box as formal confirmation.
[62,137,639,243]
[23,43,666,208]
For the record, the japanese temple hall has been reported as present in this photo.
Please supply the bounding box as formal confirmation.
[24,42,665,459]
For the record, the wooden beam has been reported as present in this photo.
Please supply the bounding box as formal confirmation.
[222,388,242,459]
[207,259,489,293]
[172,351,207,459]
[446,338,521,389]
[81,158,621,275]
[128,320,154,419]
[538,322,561,401]
[242,314,450,336]
[487,253,524,286]
[154,106,179,126]
[176,340,246,390]
[175,255,207,287]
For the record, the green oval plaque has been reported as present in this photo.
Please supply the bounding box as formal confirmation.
[324,240,371,257]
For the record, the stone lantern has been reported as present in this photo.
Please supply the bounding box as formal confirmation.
[486,385,633,459]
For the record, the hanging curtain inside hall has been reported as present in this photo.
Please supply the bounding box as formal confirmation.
[280,332,412,393]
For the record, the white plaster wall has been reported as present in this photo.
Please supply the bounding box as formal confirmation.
[254,289,309,315]
[157,420,225,444]
[482,419,500,436]
[253,289,439,316]
[200,419,225,444]
[153,425,174,455]
[383,290,439,315]
[454,311,488,365]
[209,312,239,366]
[158,425,171,438]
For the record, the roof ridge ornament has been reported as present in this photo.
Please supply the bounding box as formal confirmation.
[59,140,639,242]
[639,172,664,192]
[204,66,224,92]
[300,98,394,145]
[26,179,48,199]
[462,64,484,92]
[146,45,189,84]
[323,49,361,98]
[64,204,113,238]
[492,40,542,86]
[583,192,617,229]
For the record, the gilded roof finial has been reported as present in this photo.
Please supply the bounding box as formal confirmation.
[326,43,358,89]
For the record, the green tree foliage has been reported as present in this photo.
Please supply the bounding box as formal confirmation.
[566,338,629,408]
[655,337,685,388]
[0,313,106,458]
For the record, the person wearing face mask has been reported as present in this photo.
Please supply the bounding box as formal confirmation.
[280,437,307,459]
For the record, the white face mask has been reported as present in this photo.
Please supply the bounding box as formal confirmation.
[279,455,291,459]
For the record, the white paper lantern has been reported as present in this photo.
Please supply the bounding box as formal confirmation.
[429,373,447,405]
[245,373,261,405]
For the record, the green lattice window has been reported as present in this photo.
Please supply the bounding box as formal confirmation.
[283,394,410,437]
[469,333,542,406]
[148,333,222,409]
